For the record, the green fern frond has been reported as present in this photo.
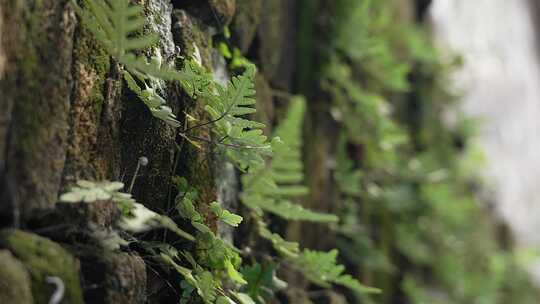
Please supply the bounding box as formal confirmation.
[73,0,208,130]
[210,202,243,227]
[256,219,300,258]
[204,65,271,169]
[72,0,200,85]
[123,71,181,127]
[161,254,218,304]
[241,97,339,222]
[293,249,380,294]
[122,53,201,84]
[72,0,156,59]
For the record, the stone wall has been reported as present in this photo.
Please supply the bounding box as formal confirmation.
[0,0,295,302]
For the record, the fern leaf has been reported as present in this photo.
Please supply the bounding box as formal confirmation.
[73,0,202,87]
[203,65,271,169]
[123,71,181,127]
[257,221,300,258]
[161,254,218,304]
[73,0,157,59]
[122,53,202,85]
[261,200,338,222]
[211,202,243,227]
[241,97,339,223]
[293,249,380,294]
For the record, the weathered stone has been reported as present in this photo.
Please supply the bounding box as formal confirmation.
[105,253,146,304]
[61,24,118,186]
[78,249,146,304]
[230,0,263,53]
[177,0,236,27]
[0,229,83,304]
[0,250,33,304]
[0,0,76,223]
[0,3,10,178]
[209,0,236,25]
[257,0,282,80]
[256,0,297,90]
[119,1,180,214]
[173,9,213,65]
[254,74,275,135]
[56,200,121,229]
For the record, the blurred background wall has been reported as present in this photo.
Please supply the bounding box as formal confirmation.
[430,0,540,278]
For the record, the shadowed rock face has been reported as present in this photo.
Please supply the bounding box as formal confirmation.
[430,0,540,279]
[0,0,75,226]
[0,0,294,302]
[0,229,84,304]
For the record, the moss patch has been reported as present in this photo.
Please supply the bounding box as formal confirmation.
[62,24,115,185]
[0,250,33,304]
[2,0,75,218]
[0,229,83,304]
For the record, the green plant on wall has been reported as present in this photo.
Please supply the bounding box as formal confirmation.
[317,0,540,303]
[68,1,378,303]
[60,0,540,303]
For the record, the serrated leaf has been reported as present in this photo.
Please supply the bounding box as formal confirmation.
[211,202,243,227]
[234,293,256,304]
[216,296,237,304]
[225,259,247,285]
[292,249,380,295]
[241,97,339,223]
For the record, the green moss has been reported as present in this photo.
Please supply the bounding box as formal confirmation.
[0,250,33,304]
[73,27,111,119]
[12,0,70,157]
[3,0,74,215]
[0,229,83,304]
[15,33,42,157]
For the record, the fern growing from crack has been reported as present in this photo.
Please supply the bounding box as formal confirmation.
[204,65,271,170]
[72,0,199,128]
[73,0,271,168]
[240,98,378,295]
[73,0,377,300]
[72,0,195,83]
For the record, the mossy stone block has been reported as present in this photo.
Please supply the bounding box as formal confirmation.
[231,0,263,52]
[0,229,83,304]
[0,250,33,304]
